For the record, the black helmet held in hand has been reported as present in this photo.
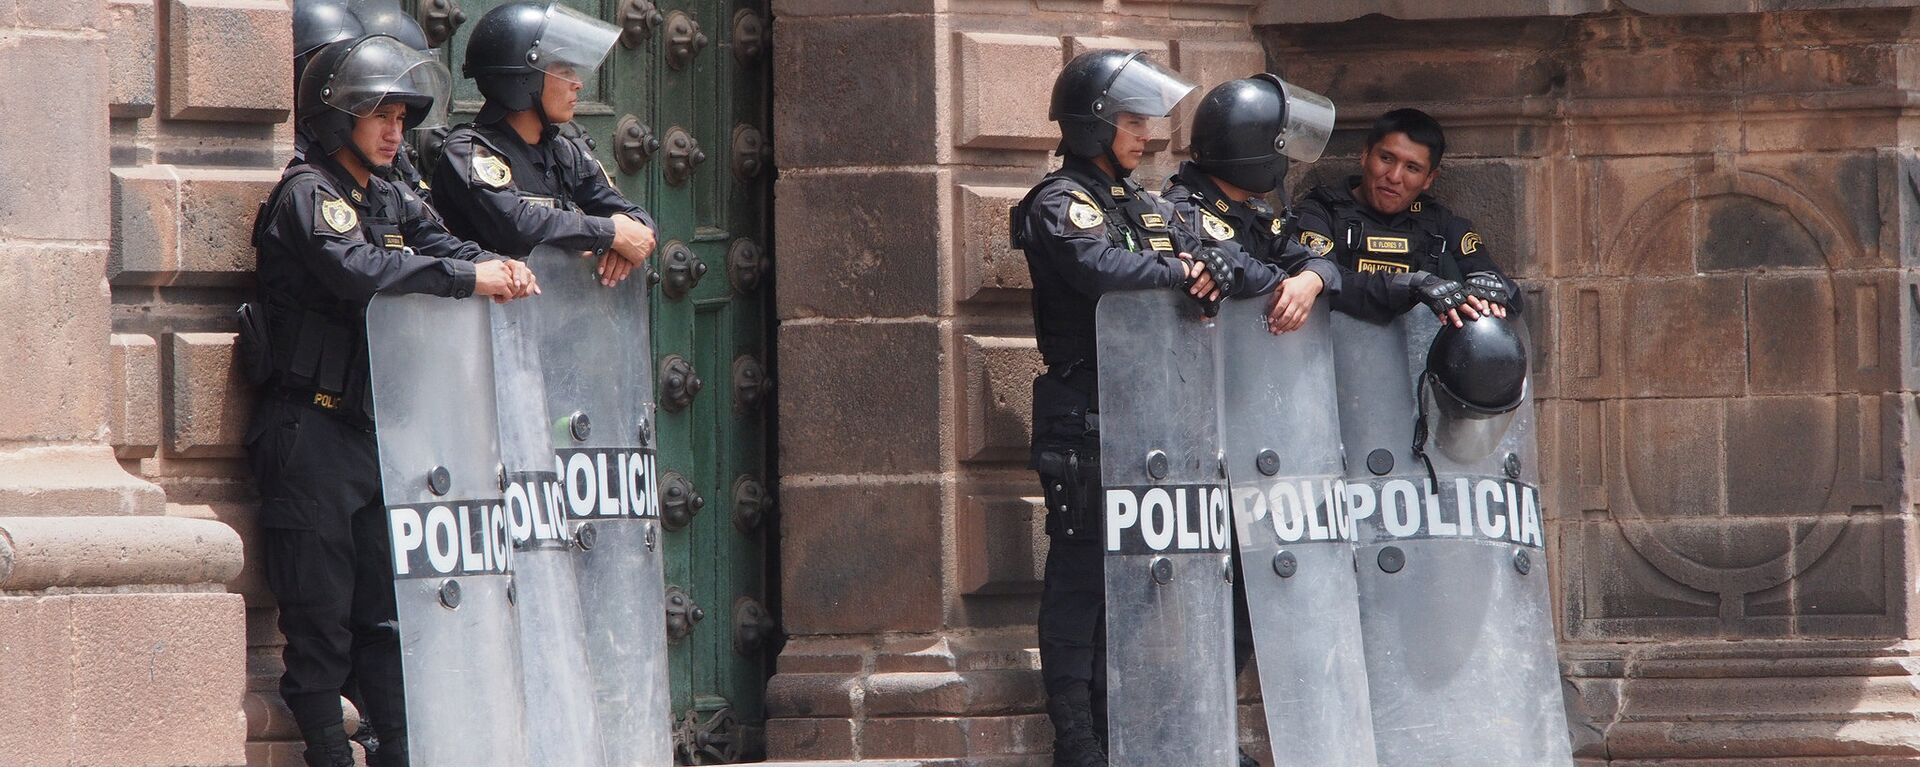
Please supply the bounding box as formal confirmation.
[1188,74,1336,194]
[1049,49,1195,162]
[1425,316,1529,414]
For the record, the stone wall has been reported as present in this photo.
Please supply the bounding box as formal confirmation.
[765,0,1276,763]
[1258,2,1920,764]
[0,1,259,765]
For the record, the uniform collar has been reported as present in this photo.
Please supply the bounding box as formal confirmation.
[312,154,375,209]
[1063,156,1138,204]
[1174,161,1269,224]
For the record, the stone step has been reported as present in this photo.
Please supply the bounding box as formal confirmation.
[720,762,925,767]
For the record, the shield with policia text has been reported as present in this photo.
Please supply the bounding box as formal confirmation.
[1328,308,1572,766]
[366,293,529,766]
[1218,299,1377,767]
[490,296,606,765]
[1096,288,1237,767]
[527,244,672,766]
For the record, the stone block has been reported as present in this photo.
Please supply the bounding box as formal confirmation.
[169,332,251,456]
[1788,516,1901,636]
[110,333,162,457]
[0,515,244,590]
[780,481,944,634]
[0,249,112,444]
[0,446,166,518]
[1724,396,1838,518]
[112,165,277,286]
[769,0,934,15]
[954,33,1062,152]
[1167,40,1265,155]
[1564,519,1720,640]
[1831,271,1904,394]
[774,15,935,168]
[764,672,858,718]
[164,0,293,123]
[960,335,1042,463]
[862,714,1037,759]
[109,0,159,118]
[1581,156,1710,278]
[1252,0,1607,23]
[68,593,248,766]
[955,182,1034,303]
[865,669,1039,717]
[0,34,108,242]
[1615,398,1724,521]
[1621,276,1745,399]
[774,170,943,320]
[1746,274,1835,395]
[1431,159,1536,278]
[877,635,957,672]
[764,717,855,761]
[778,321,946,475]
[957,493,1044,596]
[0,597,75,767]
[775,636,873,674]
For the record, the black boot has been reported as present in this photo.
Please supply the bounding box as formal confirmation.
[299,724,356,767]
[1047,686,1107,767]
[1239,745,1261,767]
[365,729,408,767]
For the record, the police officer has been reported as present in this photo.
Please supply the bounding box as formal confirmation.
[345,0,438,196]
[1162,72,1341,767]
[243,34,534,767]
[432,1,656,284]
[290,1,435,197]
[1011,49,1283,767]
[1289,108,1520,326]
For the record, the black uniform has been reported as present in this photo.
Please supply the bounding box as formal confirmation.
[1012,156,1280,710]
[1161,160,1341,676]
[292,130,434,202]
[431,116,655,257]
[1289,176,1521,322]
[244,152,500,755]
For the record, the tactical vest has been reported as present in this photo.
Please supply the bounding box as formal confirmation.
[246,165,412,425]
[475,125,591,215]
[1301,187,1462,281]
[1010,168,1174,372]
[1173,178,1294,261]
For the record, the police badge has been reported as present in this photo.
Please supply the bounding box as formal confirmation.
[473,150,514,189]
[1200,212,1235,242]
[320,197,358,234]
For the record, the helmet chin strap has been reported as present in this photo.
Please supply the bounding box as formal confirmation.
[339,133,396,181]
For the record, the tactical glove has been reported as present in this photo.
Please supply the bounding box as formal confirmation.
[1463,270,1510,307]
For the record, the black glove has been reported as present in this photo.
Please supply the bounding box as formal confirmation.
[1463,271,1510,307]
[1182,245,1237,317]
[1405,271,1467,317]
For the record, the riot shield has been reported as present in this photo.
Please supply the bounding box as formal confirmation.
[366,294,528,766]
[526,245,672,767]
[1217,300,1376,767]
[1329,309,1572,766]
[490,298,606,766]
[1095,289,1237,767]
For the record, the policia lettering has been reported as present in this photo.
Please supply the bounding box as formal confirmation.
[1228,477,1546,547]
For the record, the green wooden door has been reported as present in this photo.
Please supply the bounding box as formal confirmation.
[422,1,775,761]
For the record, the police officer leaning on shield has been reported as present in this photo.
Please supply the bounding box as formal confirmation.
[240,32,536,767]
[432,1,658,283]
[1012,49,1302,767]
[1288,107,1522,326]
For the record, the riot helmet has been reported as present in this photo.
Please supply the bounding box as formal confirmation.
[292,0,365,84]
[349,0,431,51]
[1188,74,1336,194]
[464,2,620,121]
[1050,50,1195,167]
[298,34,453,171]
[1421,316,1530,462]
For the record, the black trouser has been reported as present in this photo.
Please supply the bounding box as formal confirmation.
[247,397,408,755]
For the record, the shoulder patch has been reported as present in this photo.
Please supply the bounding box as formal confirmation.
[1068,199,1105,230]
[319,196,358,234]
[1461,231,1482,255]
[1299,231,1334,257]
[1200,212,1235,242]
[471,147,513,189]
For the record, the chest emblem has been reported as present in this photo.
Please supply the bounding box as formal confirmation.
[1299,231,1334,257]
[1461,231,1482,255]
[1366,236,1410,254]
[1068,199,1105,230]
[1410,201,1423,213]
[1200,212,1236,242]
[1138,212,1166,230]
[320,197,358,234]
[1270,217,1285,236]
[472,150,514,189]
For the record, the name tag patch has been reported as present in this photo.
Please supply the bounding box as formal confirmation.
[1366,236,1410,254]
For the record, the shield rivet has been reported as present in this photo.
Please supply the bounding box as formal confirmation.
[1504,453,1522,479]
[1513,549,1532,575]
[1256,449,1280,477]
[1273,550,1298,578]
[570,411,592,442]
[1378,546,1405,574]
[438,578,462,609]
[1149,556,1173,585]
[638,417,653,446]
[1366,449,1394,476]
[1145,450,1170,481]
[427,466,452,496]
[575,522,598,551]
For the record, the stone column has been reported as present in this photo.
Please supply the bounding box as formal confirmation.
[1257,2,1920,763]
[768,0,1276,762]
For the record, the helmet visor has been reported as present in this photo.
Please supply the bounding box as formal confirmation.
[1267,75,1336,163]
[529,4,621,84]
[1091,55,1196,136]
[323,36,453,130]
